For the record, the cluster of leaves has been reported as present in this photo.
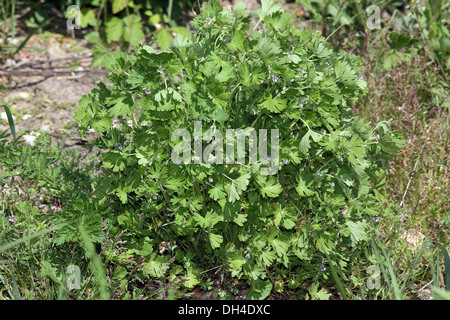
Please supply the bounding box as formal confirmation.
[297,0,449,80]
[0,129,106,246]
[296,0,405,37]
[72,0,192,48]
[393,0,450,78]
[0,0,192,64]
[73,0,404,297]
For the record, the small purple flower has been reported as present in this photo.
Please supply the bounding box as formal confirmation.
[115,142,122,148]
[342,206,347,215]
[359,74,364,79]
[287,51,293,56]
[206,17,212,24]
[299,103,303,109]
[331,182,335,187]
[376,134,380,140]
[374,217,380,222]
[272,76,279,83]
[145,89,151,95]
[244,254,250,259]
[8,215,16,223]
[260,80,264,84]
[399,230,404,235]
[212,140,216,145]
[301,70,306,74]
[154,196,158,200]
[276,226,279,229]
[223,39,228,44]
[284,160,289,165]
[398,215,403,221]
[320,265,326,272]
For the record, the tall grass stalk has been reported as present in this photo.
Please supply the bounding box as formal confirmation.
[78,224,110,300]
[370,230,402,300]
[325,251,347,300]
[0,222,69,253]
[1,104,15,140]
[399,239,430,293]
[437,244,450,291]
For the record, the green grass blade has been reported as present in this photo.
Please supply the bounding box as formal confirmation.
[78,224,110,300]
[0,273,14,299]
[167,0,173,21]
[431,286,450,300]
[325,251,348,300]
[371,238,392,292]
[1,104,16,140]
[437,244,450,291]
[433,248,440,288]
[0,222,69,253]
[400,239,431,292]
[8,262,20,300]
[11,17,54,59]
[374,232,402,300]
[10,0,15,39]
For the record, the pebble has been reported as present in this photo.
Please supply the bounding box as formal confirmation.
[40,125,50,132]
[8,37,21,46]
[9,91,30,101]
[0,112,15,121]
[48,44,67,59]
[5,58,16,67]
[23,114,33,120]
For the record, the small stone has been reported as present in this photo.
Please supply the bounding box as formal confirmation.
[23,114,32,120]
[40,125,50,132]
[48,44,67,59]
[0,112,15,121]
[5,58,16,67]
[9,91,30,101]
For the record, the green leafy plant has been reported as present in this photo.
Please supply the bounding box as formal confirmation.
[296,0,404,38]
[0,0,191,66]
[73,0,404,296]
[396,0,450,81]
[1,104,15,140]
